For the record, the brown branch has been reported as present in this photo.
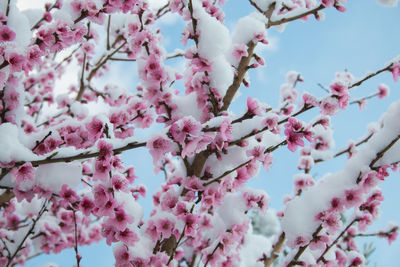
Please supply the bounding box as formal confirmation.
[221,41,256,111]
[316,219,358,263]
[0,190,14,206]
[72,210,81,267]
[55,44,82,69]
[204,243,221,267]
[30,1,59,30]
[167,225,186,264]
[369,134,400,169]
[106,15,111,50]
[314,133,373,164]
[349,63,394,89]
[264,232,286,267]
[0,141,146,182]
[203,139,286,186]
[85,39,127,83]
[155,2,171,20]
[349,92,379,106]
[6,200,48,267]
[287,225,323,267]
[76,53,87,101]
[188,0,199,46]
[203,159,251,186]
[5,0,11,17]
[109,51,184,62]
[32,131,52,152]
[267,4,325,28]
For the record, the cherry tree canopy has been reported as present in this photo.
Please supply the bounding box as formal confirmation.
[0,0,399,266]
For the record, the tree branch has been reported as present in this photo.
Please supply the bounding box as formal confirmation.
[72,210,81,267]
[264,232,285,267]
[221,41,256,111]
[287,225,323,267]
[6,200,48,267]
[0,141,146,182]
[316,219,358,263]
[267,4,325,28]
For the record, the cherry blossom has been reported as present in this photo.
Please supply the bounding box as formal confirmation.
[0,1,398,267]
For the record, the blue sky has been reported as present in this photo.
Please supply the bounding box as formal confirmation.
[24,1,400,266]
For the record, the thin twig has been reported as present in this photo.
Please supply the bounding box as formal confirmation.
[287,225,323,267]
[72,210,81,267]
[316,219,358,263]
[314,133,374,164]
[6,200,48,267]
[349,64,394,89]
[267,4,325,28]
[0,141,146,181]
[264,232,286,267]
[55,44,83,70]
[76,53,87,101]
[32,131,52,152]
[106,15,111,50]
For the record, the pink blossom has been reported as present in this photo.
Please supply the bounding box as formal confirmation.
[344,189,363,208]
[4,88,19,111]
[93,184,110,207]
[5,52,26,73]
[93,159,111,181]
[156,218,174,238]
[13,187,35,202]
[59,184,79,204]
[114,245,133,267]
[79,196,95,216]
[262,153,273,172]
[293,174,314,191]
[111,174,129,192]
[392,62,400,82]
[0,25,16,42]
[246,146,265,161]
[361,172,379,191]
[86,117,104,138]
[330,82,348,96]
[96,199,116,217]
[262,114,280,133]
[219,119,232,141]
[116,228,139,246]
[170,117,202,144]
[349,256,363,266]
[246,97,262,116]
[286,132,304,152]
[297,156,314,171]
[378,84,389,98]
[322,212,341,233]
[147,136,173,165]
[302,93,318,107]
[11,163,35,185]
[338,93,349,109]
[232,44,248,61]
[191,57,212,72]
[287,235,311,249]
[320,96,339,115]
[65,133,82,147]
[183,176,204,192]
[145,220,159,241]
[160,190,178,211]
[329,197,344,213]
[309,235,330,251]
[386,227,398,245]
[111,207,134,231]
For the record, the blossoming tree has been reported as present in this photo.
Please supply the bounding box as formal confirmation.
[0,0,399,266]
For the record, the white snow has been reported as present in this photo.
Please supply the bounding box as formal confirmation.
[35,162,82,192]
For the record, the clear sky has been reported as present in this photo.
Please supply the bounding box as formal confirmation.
[19,0,400,266]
